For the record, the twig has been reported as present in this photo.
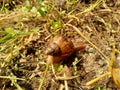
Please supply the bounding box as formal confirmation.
[56,75,80,80]
[38,64,49,90]
[86,72,111,85]
[64,73,69,90]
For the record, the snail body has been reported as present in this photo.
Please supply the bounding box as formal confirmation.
[45,35,85,65]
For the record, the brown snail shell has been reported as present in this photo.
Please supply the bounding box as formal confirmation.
[45,43,61,56]
[45,35,85,65]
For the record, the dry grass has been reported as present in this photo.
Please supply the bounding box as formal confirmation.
[0,0,120,90]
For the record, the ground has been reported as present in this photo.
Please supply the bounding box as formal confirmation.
[0,0,120,90]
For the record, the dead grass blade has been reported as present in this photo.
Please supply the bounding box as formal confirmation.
[66,24,110,62]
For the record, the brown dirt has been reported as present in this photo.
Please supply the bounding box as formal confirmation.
[0,0,120,90]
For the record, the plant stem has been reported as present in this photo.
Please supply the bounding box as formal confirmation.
[38,64,49,90]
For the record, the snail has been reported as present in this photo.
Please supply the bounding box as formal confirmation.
[45,35,86,65]
[38,35,85,90]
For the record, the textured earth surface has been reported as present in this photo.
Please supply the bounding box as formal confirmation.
[0,0,120,90]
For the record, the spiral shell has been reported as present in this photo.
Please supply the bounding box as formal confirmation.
[45,35,85,65]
